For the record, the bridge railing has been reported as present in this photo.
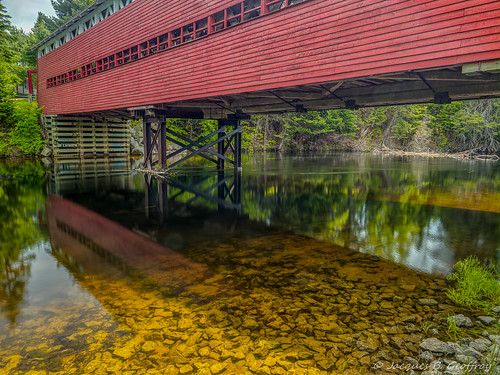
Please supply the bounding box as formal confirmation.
[45,0,306,89]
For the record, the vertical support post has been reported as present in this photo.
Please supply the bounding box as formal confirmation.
[143,119,152,169]
[158,119,167,169]
[217,121,225,171]
[261,0,269,15]
[207,14,214,34]
[234,119,242,172]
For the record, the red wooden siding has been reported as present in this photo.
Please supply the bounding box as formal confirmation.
[37,0,500,115]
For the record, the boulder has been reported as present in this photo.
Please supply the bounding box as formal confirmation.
[477,316,496,325]
[469,338,491,353]
[40,146,52,157]
[449,314,473,328]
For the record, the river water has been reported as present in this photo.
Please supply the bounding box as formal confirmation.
[0,153,498,374]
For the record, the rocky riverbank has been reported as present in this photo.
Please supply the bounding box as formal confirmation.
[415,312,500,375]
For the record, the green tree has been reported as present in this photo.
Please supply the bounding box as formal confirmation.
[0,0,21,103]
[51,0,96,24]
[391,105,426,147]
[21,13,58,67]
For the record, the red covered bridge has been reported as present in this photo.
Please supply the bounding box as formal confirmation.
[35,0,500,165]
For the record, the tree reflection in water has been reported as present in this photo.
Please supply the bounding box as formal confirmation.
[0,160,46,325]
[241,154,499,274]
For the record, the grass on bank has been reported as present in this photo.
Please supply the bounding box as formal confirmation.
[446,256,500,312]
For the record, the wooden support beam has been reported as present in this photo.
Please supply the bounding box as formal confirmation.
[167,128,241,169]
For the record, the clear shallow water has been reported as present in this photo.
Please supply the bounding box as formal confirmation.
[0,154,498,374]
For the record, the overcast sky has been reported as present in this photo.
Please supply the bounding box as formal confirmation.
[3,0,56,32]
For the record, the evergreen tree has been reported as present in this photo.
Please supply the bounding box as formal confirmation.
[0,0,21,104]
[51,0,96,24]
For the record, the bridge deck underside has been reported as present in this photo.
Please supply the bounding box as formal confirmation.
[89,65,499,119]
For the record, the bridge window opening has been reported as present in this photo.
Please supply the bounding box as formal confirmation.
[171,28,181,46]
[50,43,55,51]
[59,36,65,45]
[226,4,242,27]
[85,63,92,76]
[123,49,131,63]
[159,33,169,51]
[131,46,138,61]
[266,0,287,12]
[212,11,225,31]
[244,0,261,20]
[84,20,91,30]
[183,24,194,39]
[195,18,208,38]
[96,60,103,72]
[71,29,77,38]
[149,38,158,54]
[183,24,194,43]
[116,51,124,65]
[140,41,149,57]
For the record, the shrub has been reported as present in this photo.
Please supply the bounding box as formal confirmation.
[8,100,44,155]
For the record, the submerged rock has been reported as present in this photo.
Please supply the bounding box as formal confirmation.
[356,337,379,353]
[420,338,455,355]
[419,351,434,362]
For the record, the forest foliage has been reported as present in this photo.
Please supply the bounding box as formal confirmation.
[0,0,499,157]
[164,100,500,155]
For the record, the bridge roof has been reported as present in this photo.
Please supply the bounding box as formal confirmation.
[33,0,106,50]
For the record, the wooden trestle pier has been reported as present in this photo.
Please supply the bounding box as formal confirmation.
[131,107,249,172]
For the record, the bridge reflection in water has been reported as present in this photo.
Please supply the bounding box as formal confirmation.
[47,158,246,291]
